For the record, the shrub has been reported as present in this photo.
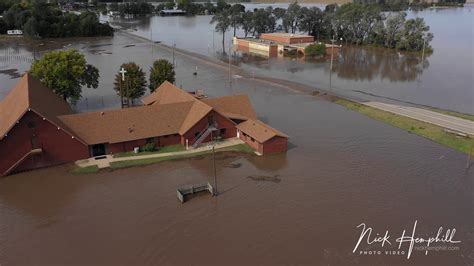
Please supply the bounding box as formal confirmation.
[305,43,326,57]
[141,143,156,152]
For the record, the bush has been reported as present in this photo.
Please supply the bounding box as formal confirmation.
[141,143,156,152]
[305,43,326,57]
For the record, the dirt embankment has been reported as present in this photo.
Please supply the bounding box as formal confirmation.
[251,0,352,4]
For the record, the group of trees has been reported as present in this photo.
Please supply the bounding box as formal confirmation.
[30,49,176,104]
[112,59,175,104]
[354,0,465,11]
[108,0,236,17]
[109,2,154,17]
[211,2,433,52]
[0,1,113,37]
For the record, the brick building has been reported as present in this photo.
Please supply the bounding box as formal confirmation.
[0,75,288,176]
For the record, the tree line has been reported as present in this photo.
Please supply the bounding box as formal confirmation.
[0,1,113,37]
[354,0,466,11]
[108,0,238,17]
[211,2,434,52]
[29,49,176,105]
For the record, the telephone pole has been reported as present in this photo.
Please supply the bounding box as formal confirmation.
[467,137,473,170]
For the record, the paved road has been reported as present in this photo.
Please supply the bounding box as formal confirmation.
[363,102,474,136]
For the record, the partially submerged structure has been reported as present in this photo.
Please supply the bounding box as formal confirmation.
[0,74,288,176]
[233,33,341,57]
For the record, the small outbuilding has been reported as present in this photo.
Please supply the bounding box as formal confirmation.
[236,119,288,155]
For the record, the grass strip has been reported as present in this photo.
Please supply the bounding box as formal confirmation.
[113,144,186,158]
[71,165,99,174]
[110,144,255,170]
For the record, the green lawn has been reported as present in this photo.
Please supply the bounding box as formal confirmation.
[113,144,186,158]
[110,144,255,170]
[71,165,99,174]
[333,98,473,154]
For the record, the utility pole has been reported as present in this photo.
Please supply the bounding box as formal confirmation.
[212,145,218,196]
[467,137,473,170]
[126,76,131,107]
[329,36,336,90]
[421,37,426,61]
[228,43,232,91]
[172,43,176,67]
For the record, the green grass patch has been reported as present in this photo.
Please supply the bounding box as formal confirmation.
[110,144,255,170]
[113,144,186,158]
[71,165,99,174]
[219,143,256,153]
[333,98,472,154]
[425,107,474,122]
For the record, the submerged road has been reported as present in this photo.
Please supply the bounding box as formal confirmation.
[364,102,474,136]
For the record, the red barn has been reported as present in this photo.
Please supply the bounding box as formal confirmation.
[0,76,288,176]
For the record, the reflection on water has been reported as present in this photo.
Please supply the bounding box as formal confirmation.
[335,46,429,82]
[119,4,473,114]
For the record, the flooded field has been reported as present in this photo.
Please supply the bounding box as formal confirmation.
[124,4,474,114]
[1,76,472,264]
[0,3,473,265]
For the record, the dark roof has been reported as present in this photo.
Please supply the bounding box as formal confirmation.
[0,73,75,140]
[236,119,288,143]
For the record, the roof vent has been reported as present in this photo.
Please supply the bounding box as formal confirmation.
[100,112,105,116]
[128,127,134,133]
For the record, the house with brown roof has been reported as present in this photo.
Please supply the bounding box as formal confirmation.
[0,75,288,176]
[236,119,289,155]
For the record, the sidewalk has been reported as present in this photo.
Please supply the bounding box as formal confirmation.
[75,138,246,169]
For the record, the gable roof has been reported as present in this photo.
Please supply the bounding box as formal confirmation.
[0,73,75,140]
[202,95,257,120]
[236,119,288,143]
[58,101,211,145]
[142,81,197,105]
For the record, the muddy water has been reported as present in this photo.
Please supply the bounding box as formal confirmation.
[0,6,473,265]
[1,46,473,264]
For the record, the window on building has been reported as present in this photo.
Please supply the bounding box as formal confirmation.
[251,137,255,142]
[146,137,154,144]
[195,132,200,138]
[164,135,169,138]
[220,128,227,135]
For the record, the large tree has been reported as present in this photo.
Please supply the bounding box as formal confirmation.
[113,62,147,105]
[210,10,231,52]
[149,59,175,92]
[30,49,99,104]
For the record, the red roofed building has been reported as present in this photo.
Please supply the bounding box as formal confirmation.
[0,76,288,176]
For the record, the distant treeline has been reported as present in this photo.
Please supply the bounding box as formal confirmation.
[108,0,237,16]
[353,0,465,11]
[0,1,113,37]
[211,2,434,52]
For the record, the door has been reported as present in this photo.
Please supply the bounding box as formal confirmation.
[207,114,214,126]
[91,144,106,157]
[30,134,39,149]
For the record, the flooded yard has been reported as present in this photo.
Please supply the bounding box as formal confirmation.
[0,3,473,265]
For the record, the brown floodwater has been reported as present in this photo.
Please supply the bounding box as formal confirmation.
[0,5,473,265]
